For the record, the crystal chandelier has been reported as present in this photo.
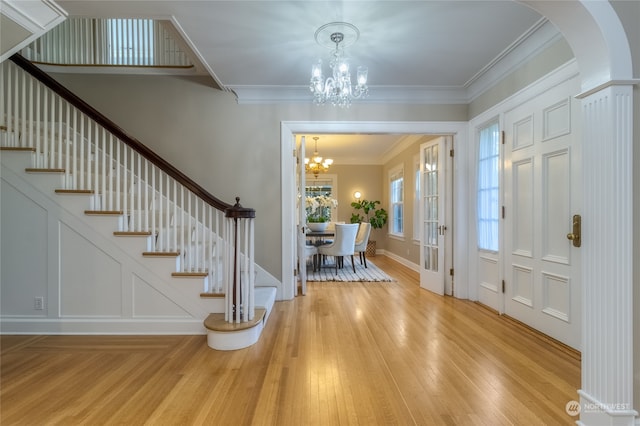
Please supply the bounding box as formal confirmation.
[305,137,333,177]
[310,22,368,108]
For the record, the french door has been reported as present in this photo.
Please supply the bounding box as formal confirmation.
[503,77,582,349]
[419,137,451,295]
[296,135,307,295]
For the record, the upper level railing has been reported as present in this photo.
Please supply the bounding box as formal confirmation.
[1,54,255,323]
[21,18,194,68]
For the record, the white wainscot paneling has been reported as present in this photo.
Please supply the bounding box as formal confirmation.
[542,97,570,142]
[512,115,534,150]
[478,255,499,309]
[0,180,48,316]
[512,264,533,307]
[513,159,533,257]
[542,149,570,264]
[541,272,570,322]
[60,222,122,317]
[478,256,499,292]
[132,273,192,318]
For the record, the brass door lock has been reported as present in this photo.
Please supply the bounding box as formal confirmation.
[566,214,581,247]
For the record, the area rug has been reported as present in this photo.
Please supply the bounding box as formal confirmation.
[306,257,395,282]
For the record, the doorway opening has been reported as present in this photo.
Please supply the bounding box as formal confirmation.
[280,121,468,301]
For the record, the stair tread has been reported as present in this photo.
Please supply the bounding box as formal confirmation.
[56,189,94,194]
[142,251,180,257]
[113,231,153,236]
[200,293,224,298]
[172,271,208,277]
[85,210,124,215]
[25,168,65,173]
[0,147,35,152]
[204,308,266,332]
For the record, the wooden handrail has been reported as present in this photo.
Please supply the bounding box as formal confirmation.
[9,53,239,213]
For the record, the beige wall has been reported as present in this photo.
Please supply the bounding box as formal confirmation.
[327,164,385,247]
[52,71,467,280]
[381,136,436,265]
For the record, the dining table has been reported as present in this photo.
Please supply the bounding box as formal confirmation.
[305,230,334,246]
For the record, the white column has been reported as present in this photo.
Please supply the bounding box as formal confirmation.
[577,83,637,426]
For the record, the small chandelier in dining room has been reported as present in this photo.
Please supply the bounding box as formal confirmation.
[305,137,333,177]
[309,22,368,108]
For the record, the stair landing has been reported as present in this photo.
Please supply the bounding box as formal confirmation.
[204,286,277,350]
[204,308,266,332]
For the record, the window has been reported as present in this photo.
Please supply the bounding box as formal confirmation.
[389,166,404,236]
[305,176,337,222]
[477,121,500,251]
[413,155,420,241]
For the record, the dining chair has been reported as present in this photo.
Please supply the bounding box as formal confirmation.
[304,243,319,272]
[353,222,372,268]
[323,221,344,244]
[318,223,359,273]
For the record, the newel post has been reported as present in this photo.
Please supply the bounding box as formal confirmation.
[224,197,256,323]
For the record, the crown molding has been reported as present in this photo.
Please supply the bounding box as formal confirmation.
[379,134,427,165]
[229,18,563,106]
[230,85,469,105]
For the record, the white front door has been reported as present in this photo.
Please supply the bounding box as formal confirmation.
[503,76,582,350]
[419,137,447,295]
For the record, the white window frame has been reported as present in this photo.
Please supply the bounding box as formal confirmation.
[305,174,338,221]
[476,120,500,252]
[389,164,404,238]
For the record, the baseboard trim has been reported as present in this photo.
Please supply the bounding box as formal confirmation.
[502,314,580,361]
[474,301,500,315]
[0,318,206,334]
[379,250,419,273]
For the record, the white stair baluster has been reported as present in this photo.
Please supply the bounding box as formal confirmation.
[40,84,47,167]
[36,80,42,164]
[79,112,85,189]
[28,77,34,150]
[6,64,12,146]
[143,158,148,233]
[20,68,26,148]
[71,107,77,189]
[150,164,156,250]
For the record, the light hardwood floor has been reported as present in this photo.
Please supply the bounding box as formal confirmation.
[1,256,580,425]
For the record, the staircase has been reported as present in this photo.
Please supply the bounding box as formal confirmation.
[0,56,276,350]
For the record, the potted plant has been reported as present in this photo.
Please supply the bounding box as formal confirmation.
[306,195,338,231]
[350,199,388,256]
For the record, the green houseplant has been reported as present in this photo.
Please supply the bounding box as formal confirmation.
[350,199,388,256]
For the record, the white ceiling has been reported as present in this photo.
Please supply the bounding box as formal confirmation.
[54,1,550,163]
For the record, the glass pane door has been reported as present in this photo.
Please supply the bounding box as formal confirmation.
[420,139,445,295]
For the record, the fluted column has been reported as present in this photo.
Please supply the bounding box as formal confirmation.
[577,83,637,425]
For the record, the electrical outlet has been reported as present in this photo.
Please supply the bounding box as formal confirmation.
[34,297,44,310]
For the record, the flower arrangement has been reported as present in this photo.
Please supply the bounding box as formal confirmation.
[306,195,338,223]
